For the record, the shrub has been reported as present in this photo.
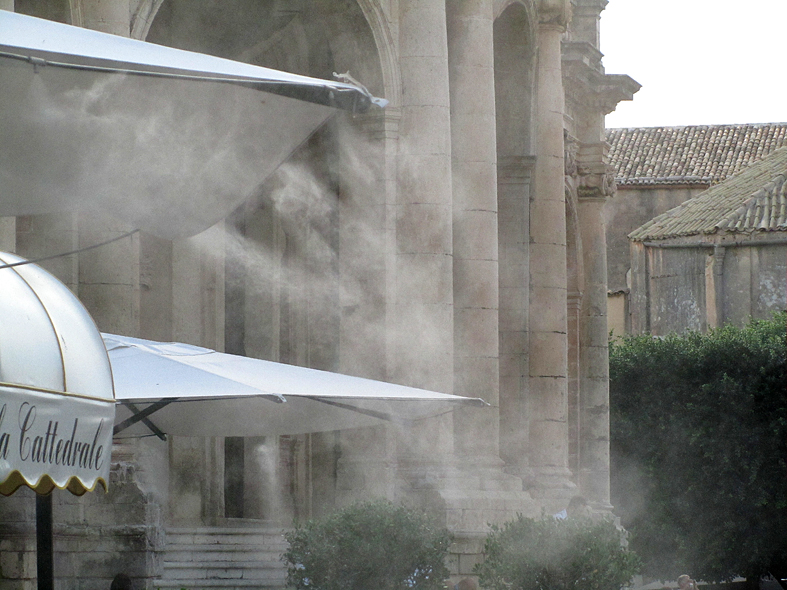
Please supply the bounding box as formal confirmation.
[283,500,453,590]
[474,515,641,590]
[610,313,787,582]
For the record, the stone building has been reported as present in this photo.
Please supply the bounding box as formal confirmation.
[0,0,637,587]
[604,123,787,334]
[627,146,787,335]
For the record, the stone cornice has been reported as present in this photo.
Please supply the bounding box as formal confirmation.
[570,0,608,16]
[562,43,641,114]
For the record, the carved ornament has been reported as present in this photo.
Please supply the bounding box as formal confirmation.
[538,0,571,27]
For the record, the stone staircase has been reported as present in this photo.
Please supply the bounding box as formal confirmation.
[154,525,290,590]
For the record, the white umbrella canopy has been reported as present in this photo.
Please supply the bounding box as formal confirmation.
[0,11,383,239]
[0,251,115,497]
[105,334,487,439]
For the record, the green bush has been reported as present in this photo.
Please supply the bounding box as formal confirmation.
[282,500,453,590]
[474,515,641,590]
[610,313,787,582]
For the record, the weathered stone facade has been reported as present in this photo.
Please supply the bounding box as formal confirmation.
[0,0,636,587]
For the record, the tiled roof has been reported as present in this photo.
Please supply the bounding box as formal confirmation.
[606,123,787,186]
[629,147,787,241]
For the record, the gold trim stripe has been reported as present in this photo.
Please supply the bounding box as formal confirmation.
[0,381,115,404]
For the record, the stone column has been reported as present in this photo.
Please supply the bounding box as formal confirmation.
[447,0,500,458]
[337,111,391,383]
[576,142,614,509]
[394,0,454,397]
[528,4,573,495]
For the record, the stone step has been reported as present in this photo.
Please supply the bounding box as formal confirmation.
[154,580,283,589]
[157,526,291,590]
[165,528,289,547]
[161,564,287,582]
[164,550,285,563]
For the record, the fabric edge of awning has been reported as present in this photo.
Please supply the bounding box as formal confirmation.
[0,471,108,497]
[0,11,384,112]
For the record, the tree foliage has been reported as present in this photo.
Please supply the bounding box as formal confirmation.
[474,514,641,590]
[609,313,787,583]
[282,500,453,590]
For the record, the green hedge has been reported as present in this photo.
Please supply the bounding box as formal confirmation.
[610,313,787,582]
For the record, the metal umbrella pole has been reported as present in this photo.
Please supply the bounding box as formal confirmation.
[36,493,54,590]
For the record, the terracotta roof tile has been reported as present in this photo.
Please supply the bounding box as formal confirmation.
[629,147,787,241]
[606,123,787,186]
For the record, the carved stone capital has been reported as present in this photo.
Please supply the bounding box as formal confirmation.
[575,142,616,200]
[564,131,578,177]
[538,0,571,28]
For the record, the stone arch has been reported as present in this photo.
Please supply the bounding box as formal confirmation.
[494,0,537,38]
[133,0,398,107]
[129,0,166,40]
[494,1,537,158]
[355,0,402,108]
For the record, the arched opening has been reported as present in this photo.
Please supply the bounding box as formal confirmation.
[145,0,387,524]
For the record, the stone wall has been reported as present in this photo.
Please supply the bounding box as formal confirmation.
[629,239,787,335]
[0,446,164,590]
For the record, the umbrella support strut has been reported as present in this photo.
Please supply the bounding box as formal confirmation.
[113,399,175,439]
[36,493,53,590]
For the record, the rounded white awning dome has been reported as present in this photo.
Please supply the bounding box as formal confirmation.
[0,251,115,496]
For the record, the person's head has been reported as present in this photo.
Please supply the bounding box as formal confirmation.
[566,495,590,517]
[677,575,693,589]
[456,578,477,590]
[110,573,132,590]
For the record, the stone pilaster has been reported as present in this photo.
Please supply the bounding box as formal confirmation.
[566,290,581,479]
[498,156,535,478]
[528,11,574,496]
[704,245,726,329]
[447,0,500,459]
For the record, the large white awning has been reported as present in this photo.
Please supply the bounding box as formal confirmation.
[0,11,384,239]
[105,334,487,439]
